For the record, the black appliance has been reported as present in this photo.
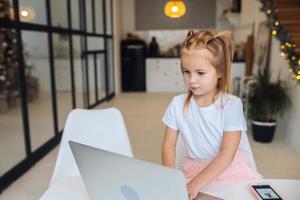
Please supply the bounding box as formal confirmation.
[121,39,146,91]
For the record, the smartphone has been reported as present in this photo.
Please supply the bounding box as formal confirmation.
[249,184,282,200]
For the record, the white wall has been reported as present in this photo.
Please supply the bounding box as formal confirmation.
[113,0,122,94]
[240,0,267,43]
[121,0,135,39]
[241,0,300,153]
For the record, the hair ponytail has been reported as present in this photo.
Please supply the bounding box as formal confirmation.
[215,31,234,93]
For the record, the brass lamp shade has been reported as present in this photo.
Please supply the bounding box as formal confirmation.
[164,1,186,18]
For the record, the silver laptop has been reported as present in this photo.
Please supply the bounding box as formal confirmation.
[69,141,188,200]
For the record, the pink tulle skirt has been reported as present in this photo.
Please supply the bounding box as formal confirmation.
[182,150,263,186]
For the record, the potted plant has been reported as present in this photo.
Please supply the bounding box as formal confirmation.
[248,69,291,143]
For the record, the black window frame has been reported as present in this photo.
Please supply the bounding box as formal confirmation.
[0,0,115,192]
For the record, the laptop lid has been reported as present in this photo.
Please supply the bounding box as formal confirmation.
[69,141,188,200]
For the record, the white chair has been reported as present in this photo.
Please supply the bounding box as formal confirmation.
[50,108,133,185]
[240,132,257,171]
[175,132,257,171]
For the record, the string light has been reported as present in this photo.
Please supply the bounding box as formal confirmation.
[248,1,300,80]
[286,43,292,48]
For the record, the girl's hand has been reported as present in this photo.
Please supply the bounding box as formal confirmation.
[187,181,199,200]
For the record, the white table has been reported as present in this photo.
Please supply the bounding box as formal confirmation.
[201,179,300,199]
[40,176,300,200]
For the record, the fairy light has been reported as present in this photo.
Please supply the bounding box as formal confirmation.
[261,1,300,81]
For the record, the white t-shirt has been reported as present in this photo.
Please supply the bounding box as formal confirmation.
[162,93,247,160]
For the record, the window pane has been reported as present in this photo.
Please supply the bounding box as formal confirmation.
[87,36,104,51]
[96,54,106,100]
[87,55,96,105]
[53,33,72,131]
[21,30,54,151]
[72,35,85,108]
[105,0,112,34]
[0,27,26,176]
[19,0,47,24]
[107,39,114,94]
[95,0,104,34]
[71,0,81,30]
[51,0,68,28]
[85,0,93,33]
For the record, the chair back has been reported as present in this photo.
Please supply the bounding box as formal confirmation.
[50,108,133,185]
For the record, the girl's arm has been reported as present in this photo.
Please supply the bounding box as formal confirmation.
[187,131,241,199]
[161,127,179,168]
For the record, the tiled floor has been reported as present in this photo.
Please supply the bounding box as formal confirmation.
[1,92,300,200]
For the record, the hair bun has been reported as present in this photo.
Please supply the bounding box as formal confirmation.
[187,29,195,38]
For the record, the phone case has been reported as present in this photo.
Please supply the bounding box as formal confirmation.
[248,185,263,200]
[248,184,282,200]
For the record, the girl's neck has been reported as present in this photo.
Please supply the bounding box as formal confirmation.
[193,89,219,107]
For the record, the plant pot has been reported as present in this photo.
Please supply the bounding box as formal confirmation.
[252,120,276,143]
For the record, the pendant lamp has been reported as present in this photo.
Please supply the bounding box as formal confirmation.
[164,0,186,18]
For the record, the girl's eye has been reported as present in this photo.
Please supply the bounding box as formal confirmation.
[197,72,205,75]
[183,70,190,74]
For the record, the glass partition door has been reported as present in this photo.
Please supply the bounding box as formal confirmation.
[0,0,114,192]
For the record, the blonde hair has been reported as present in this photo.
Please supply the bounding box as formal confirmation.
[181,30,234,111]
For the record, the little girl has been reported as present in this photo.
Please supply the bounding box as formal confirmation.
[161,30,262,199]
